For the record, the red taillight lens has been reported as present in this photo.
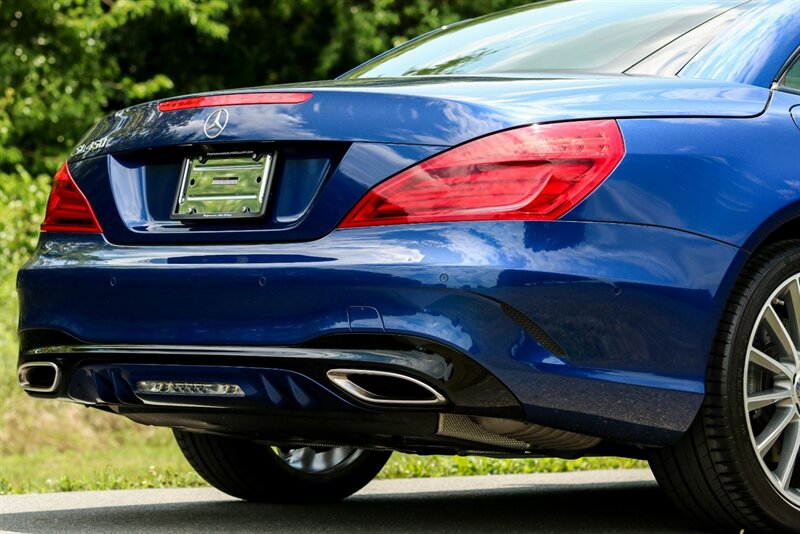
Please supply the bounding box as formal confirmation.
[158,92,312,112]
[339,120,624,228]
[41,163,102,233]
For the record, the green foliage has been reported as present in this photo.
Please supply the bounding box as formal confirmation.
[0,0,531,283]
[0,167,49,276]
[0,0,235,176]
[1,0,531,175]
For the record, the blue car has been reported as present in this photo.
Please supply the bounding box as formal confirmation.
[17,1,800,530]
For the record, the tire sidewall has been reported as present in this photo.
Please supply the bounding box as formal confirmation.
[722,246,800,525]
[264,446,392,502]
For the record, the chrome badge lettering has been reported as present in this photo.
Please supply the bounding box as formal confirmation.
[74,136,112,155]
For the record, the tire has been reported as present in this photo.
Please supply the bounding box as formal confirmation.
[650,240,800,533]
[173,430,391,503]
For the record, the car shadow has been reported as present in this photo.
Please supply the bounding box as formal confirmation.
[0,481,714,533]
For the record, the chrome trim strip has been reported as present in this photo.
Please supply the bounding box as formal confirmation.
[17,361,61,393]
[25,343,416,361]
[326,368,447,406]
[23,343,448,383]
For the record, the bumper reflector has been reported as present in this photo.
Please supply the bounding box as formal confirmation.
[135,381,245,397]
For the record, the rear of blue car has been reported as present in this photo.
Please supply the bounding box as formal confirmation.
[16,89,739,441]
[16,1,800,531]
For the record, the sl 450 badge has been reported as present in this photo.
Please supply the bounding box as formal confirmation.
[74,135,112,155]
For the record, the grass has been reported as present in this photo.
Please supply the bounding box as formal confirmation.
[0,436,647,495]
[380,455,647,479]
[0,440,206,494]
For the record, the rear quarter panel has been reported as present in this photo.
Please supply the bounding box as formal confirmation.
[567,89,800,250]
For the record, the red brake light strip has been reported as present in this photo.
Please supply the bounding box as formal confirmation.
[158,93,312,112]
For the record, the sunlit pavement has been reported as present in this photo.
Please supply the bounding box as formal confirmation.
[0,469,713,533]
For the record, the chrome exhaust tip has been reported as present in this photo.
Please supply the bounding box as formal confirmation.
[18,362,61,393]
[326,368,447,406]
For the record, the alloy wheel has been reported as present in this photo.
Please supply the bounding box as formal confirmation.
[744,273,800,506]
[272,447,365,475]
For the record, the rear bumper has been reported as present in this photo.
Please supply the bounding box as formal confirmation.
[20,337,521,416]
[17,220,745,446]
[17,339,533,454]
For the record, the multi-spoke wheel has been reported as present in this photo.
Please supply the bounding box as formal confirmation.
[272,446,365,474]
[650,240,800,533]
[173,430,391,503]
[745,274,800,506]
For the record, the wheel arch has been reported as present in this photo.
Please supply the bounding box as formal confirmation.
[691,205,800,419]
[742,202,800,255]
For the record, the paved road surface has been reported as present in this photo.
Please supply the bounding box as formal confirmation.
[0,469,713,533]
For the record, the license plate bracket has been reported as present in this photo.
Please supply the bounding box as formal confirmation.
[172,151,275,220]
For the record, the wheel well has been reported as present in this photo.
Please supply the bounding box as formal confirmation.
[752,215,800,254]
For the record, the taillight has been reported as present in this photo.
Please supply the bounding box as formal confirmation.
[41,162,103,233]
[158,92,312,112]
[339,119,624,228]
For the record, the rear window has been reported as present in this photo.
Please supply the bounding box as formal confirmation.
[343,0,741,79]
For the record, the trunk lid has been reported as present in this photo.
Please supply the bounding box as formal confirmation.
[72,75,768,162]
[67,75,769,245]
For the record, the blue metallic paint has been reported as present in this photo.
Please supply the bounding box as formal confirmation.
[19,217,742,444]
[569,89,800,248]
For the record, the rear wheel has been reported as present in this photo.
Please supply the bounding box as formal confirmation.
[650,240,800,533]
[173,430,391,503]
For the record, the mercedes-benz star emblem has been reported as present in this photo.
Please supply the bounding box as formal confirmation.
[203,108,229,139]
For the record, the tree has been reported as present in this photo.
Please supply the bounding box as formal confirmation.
[0,0,232,175]
[1,0,530,175]
[0,0,530,274]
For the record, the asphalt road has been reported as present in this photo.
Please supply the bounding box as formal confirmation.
[0,469,714,534]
